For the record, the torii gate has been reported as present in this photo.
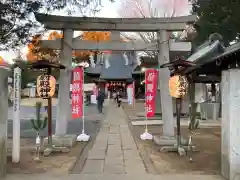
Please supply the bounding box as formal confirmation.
[34,13,196,138]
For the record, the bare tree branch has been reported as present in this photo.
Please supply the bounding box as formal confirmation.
[118,0,190,59]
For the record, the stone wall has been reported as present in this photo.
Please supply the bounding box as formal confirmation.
[0,69,8,177]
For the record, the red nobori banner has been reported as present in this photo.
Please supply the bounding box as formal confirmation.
[145,69,158,118]
[72,67,83,119]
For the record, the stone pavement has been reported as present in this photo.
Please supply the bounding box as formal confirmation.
[81,103,145,175]
[4,103,224,180]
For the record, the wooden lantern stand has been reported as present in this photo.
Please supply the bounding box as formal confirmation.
[30,60,69,156]
[159,58,197,156]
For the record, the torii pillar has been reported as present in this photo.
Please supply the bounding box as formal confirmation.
[157,30,174,137]
[55,29,73,136]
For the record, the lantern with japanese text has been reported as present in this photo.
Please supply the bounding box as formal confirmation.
[169,75,188,99]
[36,75,56,98]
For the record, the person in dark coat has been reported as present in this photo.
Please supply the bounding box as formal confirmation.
[97,91,105,113]
[116,91,122,107]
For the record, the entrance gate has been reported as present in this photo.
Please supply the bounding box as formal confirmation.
[35,13,196,137]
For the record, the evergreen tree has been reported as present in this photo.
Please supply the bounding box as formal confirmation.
[191,0,240,45]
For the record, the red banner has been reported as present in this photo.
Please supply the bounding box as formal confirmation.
[145,69,158,118]
[72,67,83,119]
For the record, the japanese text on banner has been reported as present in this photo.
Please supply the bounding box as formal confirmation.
[72,67,83,119]
[145,69,158,118]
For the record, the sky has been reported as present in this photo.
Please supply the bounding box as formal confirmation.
[0,0,190,64]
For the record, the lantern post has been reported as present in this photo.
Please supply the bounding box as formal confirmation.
[30,60,69,156]
[159,59,195,156]
[169,75,188,149]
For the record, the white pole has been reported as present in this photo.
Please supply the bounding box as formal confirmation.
[82,67,85,134]
[77,66,90,141]
[12,67,21,163]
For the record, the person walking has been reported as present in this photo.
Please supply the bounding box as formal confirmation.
[116,91,122,108]
[96,91,105,113]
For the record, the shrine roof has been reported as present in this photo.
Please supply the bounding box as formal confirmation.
[100,54,134,80]
[86,52,136,79]
[183,41,240,75]
[211,41,240,61]
[186,40,224,64]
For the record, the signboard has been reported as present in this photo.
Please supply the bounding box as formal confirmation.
[84,83,95,91]
[12,67,21,163]
[91,85,98,104]
[145,69,158,118]
[13,67,21,113]
[127,81,135,106]
[72,67,83,119]
[127,84,133,105]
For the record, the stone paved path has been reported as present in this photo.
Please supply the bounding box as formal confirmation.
[81,104,145,175]
[4,103,224,180]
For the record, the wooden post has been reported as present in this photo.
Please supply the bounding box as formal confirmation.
[47,67,53,146]
[189,80,197,130]
[176,98,182,148]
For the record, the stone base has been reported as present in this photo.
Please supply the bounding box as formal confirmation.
[0,137,6,178]
[43,146,70,156]
[43,134,77,148]
[156,144,186,156]
[153,135,188,146]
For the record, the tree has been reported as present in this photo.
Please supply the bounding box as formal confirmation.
[74,31,111,62]
[26,32,61,62]
[0,0,114,51]
[119,0,190,58]
[191,0,240,45]
[74,31,128,63]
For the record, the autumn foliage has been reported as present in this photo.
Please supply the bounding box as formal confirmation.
[0,56,8,66]
[26,32,61,62]
[26,31,126,62]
